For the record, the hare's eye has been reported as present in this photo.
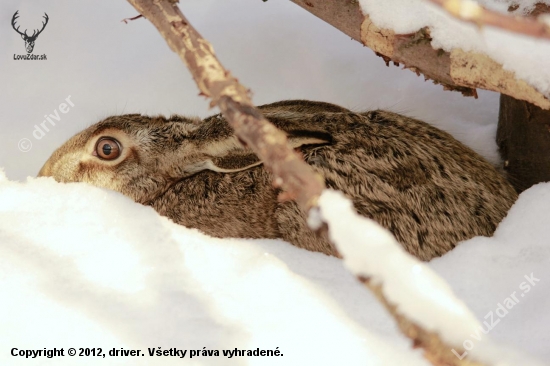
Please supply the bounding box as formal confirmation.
[95,137,121,160]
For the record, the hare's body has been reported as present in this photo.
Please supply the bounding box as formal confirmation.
[39,100,518,260]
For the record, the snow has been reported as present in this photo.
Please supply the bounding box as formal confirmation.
[317,190,548,366]
[317,190,481,341]
[358,0,550,98]
[431,183,550,361]
[0,170,431,366]
[1,0,549,365]
[2,166,550,365]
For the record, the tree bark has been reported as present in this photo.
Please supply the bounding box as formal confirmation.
[361,278,484,366]
[497,95,550,192]
[290,0,550,109]
[291,0,363,41]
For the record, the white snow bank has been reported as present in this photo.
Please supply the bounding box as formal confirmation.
[0,168,548,365]
[317,190,546,366]
[358,0,550,99]
[317,191,480,337]
[430,182,550,361]
[0,169,428,366]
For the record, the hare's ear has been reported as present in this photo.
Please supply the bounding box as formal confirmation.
[286,130,332,149]
[187,134,330,174]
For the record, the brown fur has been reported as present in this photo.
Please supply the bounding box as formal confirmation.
[38,100,518,260]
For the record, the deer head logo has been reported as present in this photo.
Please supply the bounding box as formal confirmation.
[12,11,49,54]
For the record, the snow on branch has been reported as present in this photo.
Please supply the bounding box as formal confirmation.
[427,0,550,40]
[317,190,545,366]
[123,0,534,364]
[125,0,324,211]
[291,0,550,110]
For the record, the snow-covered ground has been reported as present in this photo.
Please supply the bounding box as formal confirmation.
[1,0,549,365]
[1,166,549,365]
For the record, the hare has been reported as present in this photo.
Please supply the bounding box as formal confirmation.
[38,100,518,260]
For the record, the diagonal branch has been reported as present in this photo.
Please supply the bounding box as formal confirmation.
[361,278,483,366]
[126,0,324,211]
[124,1,500,364]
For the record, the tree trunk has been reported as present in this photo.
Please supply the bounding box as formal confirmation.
[497,94,550,192]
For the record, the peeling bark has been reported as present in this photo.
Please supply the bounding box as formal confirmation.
[449,49,550,108]
[291,0,550,109]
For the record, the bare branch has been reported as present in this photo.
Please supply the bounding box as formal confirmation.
[125,0,324,211]
[361,277,484,366]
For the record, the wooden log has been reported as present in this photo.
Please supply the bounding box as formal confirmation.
[497,94,550,192]
[291,0,363,41]
[290,0,550,109]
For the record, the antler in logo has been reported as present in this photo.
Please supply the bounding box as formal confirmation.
[12,11,49,54]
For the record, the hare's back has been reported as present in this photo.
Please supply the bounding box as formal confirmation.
[302,110,517,260]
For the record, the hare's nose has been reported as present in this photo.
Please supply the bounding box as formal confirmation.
[37,162,51,177]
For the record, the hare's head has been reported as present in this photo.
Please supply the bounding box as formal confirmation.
[38,114,205,203]
[38,113,328,204]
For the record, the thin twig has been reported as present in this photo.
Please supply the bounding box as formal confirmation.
[125,0,324,211]
[427,0,550,39]
[121,14,143,24]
